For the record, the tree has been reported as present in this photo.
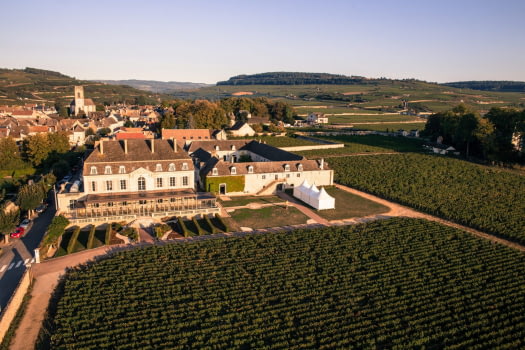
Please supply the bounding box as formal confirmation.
[0,205,19,244]
[98,128,111,137]
[160,111,176,130]
[85,127,96,137]
[456,113,480,158]
[0,137,24,170]
[124,120,134,128]
[24,133,51,166]
[55,103,69,118]
[17,182,47,217]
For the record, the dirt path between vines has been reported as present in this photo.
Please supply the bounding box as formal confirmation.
[334,183,525,252]
[11,184,525,349]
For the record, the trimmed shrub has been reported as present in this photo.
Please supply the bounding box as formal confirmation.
[215,213,229,232]
[177,217,190,237]
[87,225,96,249]
[205,215,220,234]
[105,224,111,245]
[66,226,81,254]
[192,217,205,236]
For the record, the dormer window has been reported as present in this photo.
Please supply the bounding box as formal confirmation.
[104,166,112,175]
[248,165,254,174]
[297,164,303,171]
[168,163,175,171]
[231,145,236,150]
[156,164,162,172]
[119,166,126,174]
[90,166,97,175]
[212,168,218,176]
[230,166,236,175]
[284,164,290,172]
[215,145,220,151]
[182,162,188,170]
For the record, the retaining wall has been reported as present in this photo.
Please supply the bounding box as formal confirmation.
[0,268,32,344]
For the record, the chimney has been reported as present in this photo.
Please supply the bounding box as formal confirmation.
[319,158,324,170]
[100,140,104,155]
[151,139,154,153]
[171,137,177,152]
[124,139,128,154]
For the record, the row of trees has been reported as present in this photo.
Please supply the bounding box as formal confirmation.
[423,105,525,161]
[160,97,296,130]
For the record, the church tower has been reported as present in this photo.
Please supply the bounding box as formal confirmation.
[74,86,85,115]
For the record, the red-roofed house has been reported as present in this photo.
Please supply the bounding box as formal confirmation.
[161,129,213,144]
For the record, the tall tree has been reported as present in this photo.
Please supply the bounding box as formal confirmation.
[23,133,51,166]
[17,182,46,217]
[0,137,24,170]
[0,206,19,244]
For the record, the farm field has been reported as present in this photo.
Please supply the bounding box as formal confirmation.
[296,135,423,158]
[329,153,525,244]
[40,218,525,349]
[234,135,320,147]
[349,122,426,132]
[328,114,422,124]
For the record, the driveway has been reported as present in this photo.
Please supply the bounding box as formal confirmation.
[0,203,55,310]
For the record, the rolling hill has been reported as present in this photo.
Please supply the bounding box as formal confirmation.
[0,68,170,107]
[95,79,211,93]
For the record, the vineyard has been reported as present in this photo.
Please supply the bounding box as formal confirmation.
[329,153,525,244]
[41,218,525,349]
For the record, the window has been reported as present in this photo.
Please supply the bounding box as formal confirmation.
[157,199,163,204]
[230,166,236,175]
[170,177,176,187]
[90,166,97,175]
[182,176,188,186]
[120,180,127,190]
[122,201,128,206]
[248,165,254,174]
[212,168,218,176]
[284,164,290,172]
[168,163,175,171]
[215,145,220,151]
[91,181,97,192]
[106,180,113,191]
[182,162,188,170]
[297,164,303,171]
[275,174,278,180]
[262,175,266,180]
[286,173,290,178]
[297,173,301,177]
[170,198,176,203]
[231,145,236,150]
[223,156,228,161]
[69,200,77,210]
[105,166,112,175]
[119,166,126,174]
[156,164,162,172]
[156,178,163,188]
[107,202,114,207]
[139,200,147,205]
[138,177,146,191]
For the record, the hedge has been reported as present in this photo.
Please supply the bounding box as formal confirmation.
[192,217,205,236]
[205,215,220,234]
[67,226,81,254]
[87,225,96,249]
[104,224,111,245]
[215,213,230,232]
[177,217,190,237]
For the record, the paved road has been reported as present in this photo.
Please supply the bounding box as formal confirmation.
[0,203,55,310]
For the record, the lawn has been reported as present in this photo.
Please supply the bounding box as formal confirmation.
[219,195,283,207]
[350,122,426,131]
[229,205,309,229]
[301,187,389,221]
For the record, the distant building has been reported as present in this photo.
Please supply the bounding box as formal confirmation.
[228,121,255,137]
[70,86,96,116]
[307,113,328,125]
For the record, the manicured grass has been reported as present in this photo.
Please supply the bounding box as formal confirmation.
[219,195,283,207]
[304,187,389,221]
[229,205,309,229]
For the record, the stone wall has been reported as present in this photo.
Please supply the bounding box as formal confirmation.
[0,268,32,344]
[279,143,344,152]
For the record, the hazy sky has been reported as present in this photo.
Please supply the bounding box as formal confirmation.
[1,0,524,83]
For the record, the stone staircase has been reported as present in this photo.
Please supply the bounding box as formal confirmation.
[256,179,285,196]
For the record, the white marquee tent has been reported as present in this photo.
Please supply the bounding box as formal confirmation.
[293,180,335,210]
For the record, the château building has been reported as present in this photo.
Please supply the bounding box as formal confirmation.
[56,139,218,224]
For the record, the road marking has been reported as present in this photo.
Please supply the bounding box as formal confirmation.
[15,260,23,268]
[0,265,6,273]
[24,258,30,264]
[8,262,15,270]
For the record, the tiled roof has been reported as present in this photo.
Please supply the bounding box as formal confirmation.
[201,158,327,177]
[115,132,146,140]
[161,129,212,141]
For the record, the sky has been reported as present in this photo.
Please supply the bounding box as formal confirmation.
[1,0,524,84]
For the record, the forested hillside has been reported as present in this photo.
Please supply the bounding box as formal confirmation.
[217,72,368,85]
[443,81,525,92]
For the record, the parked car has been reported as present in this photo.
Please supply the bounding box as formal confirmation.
[19,219,32,230]
[35,203,47,213]
[10,227,25,239]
